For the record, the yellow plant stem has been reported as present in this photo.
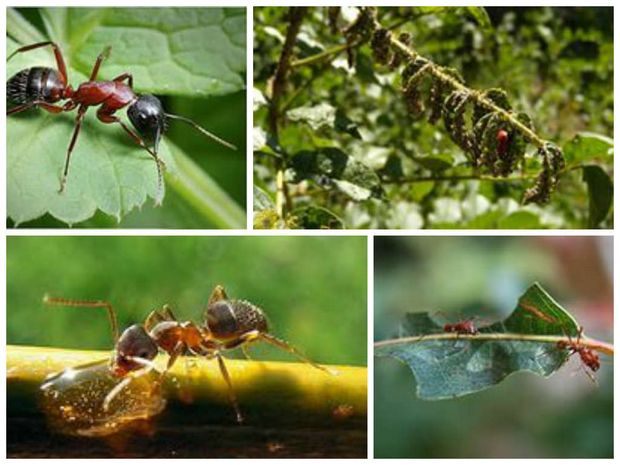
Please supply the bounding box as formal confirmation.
[7,345,367,421]
[374,332,614,356]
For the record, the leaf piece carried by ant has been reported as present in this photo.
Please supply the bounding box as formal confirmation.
[375,282,609,400]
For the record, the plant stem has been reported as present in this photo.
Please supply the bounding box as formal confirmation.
[385,164,586,184]
[269,7,307,219]
[166,143,245,229]
[292,41,359,68]
[374,332,614,356]
[8,345,367,422]
[374,16,546,148]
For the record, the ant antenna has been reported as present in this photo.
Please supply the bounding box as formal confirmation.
[42,295,120,344]
[165,113,237,151]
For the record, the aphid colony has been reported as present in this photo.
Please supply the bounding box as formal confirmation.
[330,7,566,205]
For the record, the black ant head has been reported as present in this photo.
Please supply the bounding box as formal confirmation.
[129,94,238,153]
[113,324,158,376]
[127,94,167,155]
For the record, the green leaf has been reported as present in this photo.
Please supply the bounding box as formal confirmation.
[8,111,173,225]
[563,132,614,165]
[334,110,362,139]
[69,8,246,97]
[582,165,613,228]
[464,7,493,30]
[288,148,385,200]
[497,211,542,229]
[375,283,584,400]
[292,205,344,229]
[413,153,454,172]
[287,102,336,131]
[7,8,245,225]
[253,185,274,211]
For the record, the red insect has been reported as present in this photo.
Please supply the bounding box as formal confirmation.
[7,41,236,195]
[443,319,478,336]
[557,326,601,381]
[496,129,509,156]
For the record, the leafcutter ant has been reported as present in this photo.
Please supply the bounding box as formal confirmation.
[42,285,333,426]
[7,41,236,197]
[556,326,601,383]
[443,318,479,336]
[519,301,602,383]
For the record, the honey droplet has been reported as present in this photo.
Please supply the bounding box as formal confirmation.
[40,360,166,437]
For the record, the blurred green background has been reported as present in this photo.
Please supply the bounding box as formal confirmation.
[7,236,367,366]
[374,236,612,458]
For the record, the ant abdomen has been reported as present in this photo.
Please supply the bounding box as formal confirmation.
[206,300,268,340]
[7,66,64,105]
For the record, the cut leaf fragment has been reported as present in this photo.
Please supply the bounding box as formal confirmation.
[375,283,612,400]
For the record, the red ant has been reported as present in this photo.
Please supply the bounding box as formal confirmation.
[496,129,509,157]
[43,285,332,423]
[556,326,600,382]
[7,41,236,195]
[443,318,479,336]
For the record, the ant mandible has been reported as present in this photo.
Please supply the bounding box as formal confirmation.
[44,285,332,423]
[7,41,236,195]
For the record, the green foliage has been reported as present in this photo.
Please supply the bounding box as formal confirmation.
[254,7,613,229]
[375,283,585,399]
[7,236,367,366]
[7,7,246,228]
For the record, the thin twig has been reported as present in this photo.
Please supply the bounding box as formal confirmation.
[269,7,308,219]
[385,164,586,185]
[374,332,614,356]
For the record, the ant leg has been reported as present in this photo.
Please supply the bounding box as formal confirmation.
[8,41,68,84]
[259,333,336,375]
[60,104,89,193]
[113,73,133,88]
[161,304,178,321]
[43,295,119,344]
[96,109,165,200]
[241,346,253,361]
[102,357,158,412]
[144,305,178,331]
[8,101,68,116]
[214,352,244,423]
[208,285,229,305]
[88,46,111,81]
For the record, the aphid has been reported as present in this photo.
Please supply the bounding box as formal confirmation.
[42,285,332,426]
[7,41,236,196]
[496,129,509,157]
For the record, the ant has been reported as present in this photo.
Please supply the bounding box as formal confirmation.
[7,41,236,195]
[443,318,479,336]
[43,285,332,423]
[556,326,600,383]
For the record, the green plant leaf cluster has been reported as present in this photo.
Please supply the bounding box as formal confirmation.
[253,7,613,229]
